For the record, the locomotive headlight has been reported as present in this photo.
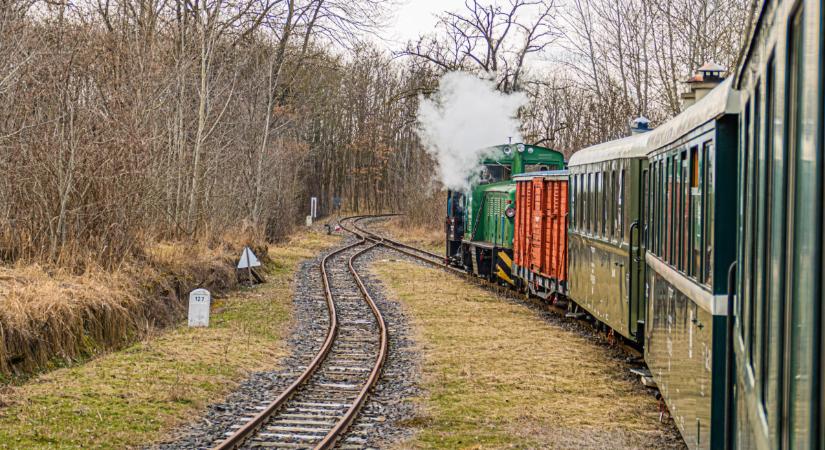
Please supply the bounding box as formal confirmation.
[505,206,516,218]
[503,146,512,155]
[517,144,525,153]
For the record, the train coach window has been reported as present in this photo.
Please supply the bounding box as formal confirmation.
[691,146,702,279]
[595,171,601,237]
[682,150,690,273]
[647,161,656,253]
[571,175,576,231]
[661,158,667,256]
[594,171,599,236]
[678,150,687,272]
[672,155,679,266]
[646,164,652,250]
[593,171,598,236]
[573,174,578,231]
[588,172,593,234]
[619,169,626,243]
[760,54,781,414]
[571,174,575,231]
[674,155,680,266]
[662,158,668,261]
[578,174,583,232]
[670,156,677,264]
[609,170,615,240]
[786,9,816,444]
[645,169,650,248]
[610,170,619,241]
[752,80,767,380]
[653,160,659,254]
[739,99,751,343]
[703,142,715,287]
[579,174,584,232]
[601,171,607,238]
[747,90,761,369]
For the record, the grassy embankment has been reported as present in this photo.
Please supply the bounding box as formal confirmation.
[377,218,444,255]
[0,231,340,449]
[374,260,685,449]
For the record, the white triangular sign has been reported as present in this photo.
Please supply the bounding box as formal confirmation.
[237,246,261,269]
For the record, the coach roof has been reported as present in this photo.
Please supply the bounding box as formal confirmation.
[646,78,740,152]
[567,132,651,167]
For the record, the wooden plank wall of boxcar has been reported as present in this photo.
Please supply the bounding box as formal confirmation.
[514,177,569,287]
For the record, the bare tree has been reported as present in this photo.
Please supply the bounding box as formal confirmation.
[401,0,560,92]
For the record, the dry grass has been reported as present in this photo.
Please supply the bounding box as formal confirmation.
[0,230,340,449]
[374,260,685,450]
[0,231,257,378]
[378,217,444,255]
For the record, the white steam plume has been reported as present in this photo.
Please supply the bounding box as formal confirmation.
[417,71,527,193]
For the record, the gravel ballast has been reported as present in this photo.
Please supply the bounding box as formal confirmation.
[154,235,422,449]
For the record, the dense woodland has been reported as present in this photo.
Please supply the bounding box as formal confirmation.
[0,0,754,269]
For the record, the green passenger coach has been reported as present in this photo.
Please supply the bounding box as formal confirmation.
[731,0,824,448]
[567,132,650,344]
[643,78,739,450]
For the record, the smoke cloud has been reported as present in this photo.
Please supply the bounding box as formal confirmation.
[417,71,527,192]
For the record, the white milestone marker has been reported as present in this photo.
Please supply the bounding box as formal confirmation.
[188,288,211,327]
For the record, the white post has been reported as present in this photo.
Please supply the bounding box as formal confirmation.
[188,289,211,327]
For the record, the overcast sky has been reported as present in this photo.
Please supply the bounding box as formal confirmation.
[379,0,466,49]
[373,0,560,72]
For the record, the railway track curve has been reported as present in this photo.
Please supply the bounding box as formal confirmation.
[214,216,389,450]
[348,217,455,270]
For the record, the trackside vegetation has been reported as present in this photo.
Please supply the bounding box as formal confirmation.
[374,260,686,449]
[0,232,339,449]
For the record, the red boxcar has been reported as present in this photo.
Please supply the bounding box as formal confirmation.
[512,171,569,298]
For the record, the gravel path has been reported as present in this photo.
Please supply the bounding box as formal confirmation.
[152,235,422,449]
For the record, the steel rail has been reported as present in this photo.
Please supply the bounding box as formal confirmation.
[315,240,388,448]
[349,216,451,267]
[213,214,390,450]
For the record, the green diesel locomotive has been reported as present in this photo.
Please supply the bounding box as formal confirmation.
[445,143,565,284]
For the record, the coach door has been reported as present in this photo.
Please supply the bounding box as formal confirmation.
[628,159,648,343]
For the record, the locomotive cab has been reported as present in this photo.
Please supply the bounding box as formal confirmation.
[445,190,465,264]
[446,164,509,265]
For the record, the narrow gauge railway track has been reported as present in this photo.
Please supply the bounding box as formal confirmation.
[214,216,389,450]
[349,217,455,270]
